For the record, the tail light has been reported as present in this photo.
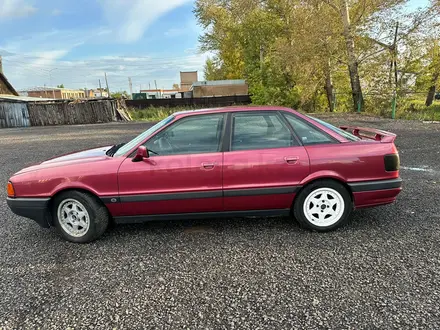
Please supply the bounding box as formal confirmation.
[7,181,15,197]
[384,154,400,172]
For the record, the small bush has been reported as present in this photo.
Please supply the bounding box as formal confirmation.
[396,99,440,121]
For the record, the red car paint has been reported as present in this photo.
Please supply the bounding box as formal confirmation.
[7,106,402,227]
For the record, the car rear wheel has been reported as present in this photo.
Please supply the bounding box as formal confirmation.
[53,191,109,243]
[293,180,353,231]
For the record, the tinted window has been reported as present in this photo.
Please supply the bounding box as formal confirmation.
[231,113,296,151]
[282,112,336,145]
[145,114,224,156]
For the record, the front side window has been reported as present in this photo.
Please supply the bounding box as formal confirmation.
[145,114,224,156]
[231,113,296,151]
[282,112,336,145]
[114,115,175,157]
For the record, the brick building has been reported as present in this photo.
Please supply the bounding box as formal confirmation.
[180,71,198,92]
[25,87,87,99]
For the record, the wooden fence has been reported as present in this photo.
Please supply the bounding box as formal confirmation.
[0,98,118,128]
[126,95,252,109]
[27,99,117,126]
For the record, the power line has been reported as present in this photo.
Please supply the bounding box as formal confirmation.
[0,50,200,62]
[1,54,205,69]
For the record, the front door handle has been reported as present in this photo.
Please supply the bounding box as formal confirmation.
[284,156,299,165]
[202,162,215,169]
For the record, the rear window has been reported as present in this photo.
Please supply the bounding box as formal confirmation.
[307,116,361,142]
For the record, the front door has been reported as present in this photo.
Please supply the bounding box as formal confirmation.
[223,111,310,211]
[118,113,225,216]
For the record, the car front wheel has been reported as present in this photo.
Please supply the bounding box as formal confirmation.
[53,191,109,243]
[293,180,353,231]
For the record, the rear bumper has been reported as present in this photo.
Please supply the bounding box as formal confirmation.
[349,178,403,208]
[6,197,51,228]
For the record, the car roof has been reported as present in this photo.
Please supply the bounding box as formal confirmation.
[173,106,297,118]
[173,106,352,143]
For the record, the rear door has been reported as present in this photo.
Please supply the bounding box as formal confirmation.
[223,111,310,211]
[117,113,225,216]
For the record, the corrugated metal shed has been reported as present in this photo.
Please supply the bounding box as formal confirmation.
[0,101,30,128]
[192,79,247,87]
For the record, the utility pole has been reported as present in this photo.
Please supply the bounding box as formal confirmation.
[149,82,151,90]
[0,55,3,74]
[47,68,57,99]
[128,77,133,96]
[105,73,110,97]
[154,80,158,90]
[392,22,399,89]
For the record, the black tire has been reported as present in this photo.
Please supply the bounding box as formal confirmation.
[52,190,109,243]
[293,180,353,232]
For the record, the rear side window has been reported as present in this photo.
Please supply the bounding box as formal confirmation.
[231,113,297,151]
[282,112,336,145]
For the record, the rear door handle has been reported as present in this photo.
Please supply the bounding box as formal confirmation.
[202,162,215,169]
[284,156,299,165]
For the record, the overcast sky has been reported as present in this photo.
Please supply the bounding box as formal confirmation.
[0,0,430,93]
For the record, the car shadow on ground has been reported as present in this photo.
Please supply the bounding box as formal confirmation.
[98,207,390,242]
[107,215,299,236]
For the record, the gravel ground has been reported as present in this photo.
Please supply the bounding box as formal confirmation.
[0,115,439,329]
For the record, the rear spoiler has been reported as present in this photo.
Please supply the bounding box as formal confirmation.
[340,126,397,143]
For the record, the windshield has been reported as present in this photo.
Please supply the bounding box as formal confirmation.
[307,115,361,142]
[114,115,175,157]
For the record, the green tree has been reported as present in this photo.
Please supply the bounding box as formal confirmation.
[111,91,129,99]
[57,84,64,88]
[204,57,226,80]
[195,0,435,113]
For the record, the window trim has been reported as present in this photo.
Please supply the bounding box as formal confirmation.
[138,113,227,157]
[280,111,340,146]
[276,111,303,146]
[226,111,300,152]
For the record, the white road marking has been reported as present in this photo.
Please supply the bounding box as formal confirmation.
[401,166,433,172]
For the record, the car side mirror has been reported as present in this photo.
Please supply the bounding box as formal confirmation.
[132,146,149,162]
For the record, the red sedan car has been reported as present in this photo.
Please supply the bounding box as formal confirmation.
[6,106,402,243]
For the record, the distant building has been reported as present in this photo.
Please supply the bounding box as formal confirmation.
[24,87,87,99]
[92,89,109,98]
[191,79,249,98]
[140,89,181,99]
[180,71,198,92]
[83,89,94,98]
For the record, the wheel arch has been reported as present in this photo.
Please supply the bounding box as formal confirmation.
[294,175,354,209]
[47,187,108,226]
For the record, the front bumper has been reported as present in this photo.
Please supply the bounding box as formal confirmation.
[6,197,51,228]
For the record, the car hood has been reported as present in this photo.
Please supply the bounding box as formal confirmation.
[42,145,113,164]
[13,145,114,175]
